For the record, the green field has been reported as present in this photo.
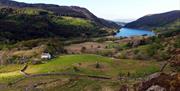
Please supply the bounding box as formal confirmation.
[0,54,161,84]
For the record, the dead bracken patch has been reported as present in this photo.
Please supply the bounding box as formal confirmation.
[65,42,106,54]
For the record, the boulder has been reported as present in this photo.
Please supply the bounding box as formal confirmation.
[146,85,166,91]
[134,72,180,91]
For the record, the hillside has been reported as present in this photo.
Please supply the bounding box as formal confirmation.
[125,10,180,31]
[0,5,118,66]
[0,7,111,43]
[0,0,120,29]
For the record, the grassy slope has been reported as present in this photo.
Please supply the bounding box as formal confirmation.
[154,19,180,33]
[0,54,161,84]
[53,16,95,28]
[13,8,94,28]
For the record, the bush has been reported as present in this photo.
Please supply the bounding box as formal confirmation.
[73,66,79,72]
[134,52,149,60]
[131,43,163,60]
[174,38,180,48]
[81,46,86,52]
[142,43,161,56]
[96,49,115,57]
[133,49,139,54]
[95,62,100,68]
[119,42,133,49]
[149,36,161,43]
[155,51,170,61]
[117,52,127,59]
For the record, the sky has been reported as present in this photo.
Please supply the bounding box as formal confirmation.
[14,0,180,21]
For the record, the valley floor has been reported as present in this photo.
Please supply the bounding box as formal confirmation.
[0,35,179,91]
[0,54,170,91]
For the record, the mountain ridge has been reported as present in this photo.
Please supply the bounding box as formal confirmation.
[0,0,120,29]
[125,10,180,30]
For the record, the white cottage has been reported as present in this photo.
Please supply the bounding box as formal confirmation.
[41,53,52,59]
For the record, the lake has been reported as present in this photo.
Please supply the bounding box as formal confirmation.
[115,28,155,37]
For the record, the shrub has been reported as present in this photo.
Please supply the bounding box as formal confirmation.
[96,49,115,57]
[97,45,101,48]
[73,66,79,72]
[81,46,86,52]
[95,62,100,68]
[149,36,161,43]
[174,38,180,48]
[132,43,163,60]
[134,52,149,60]
[155,51,170,61]
[117,52,127,59]
[120,42,133,49]
[133,49,139,54]
[142,43,161,56]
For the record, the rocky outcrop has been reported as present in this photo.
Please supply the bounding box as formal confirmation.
[170,49,180,66]
[146,85,166,91]
[119,85,129,91]
[134,72,180,91]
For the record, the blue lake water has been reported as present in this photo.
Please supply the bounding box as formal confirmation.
[115,28,155,37]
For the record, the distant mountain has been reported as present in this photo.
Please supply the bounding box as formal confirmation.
[0,0,120,29]
[114,21,126,26]
[114,19,136,23]
[125,10,180,30]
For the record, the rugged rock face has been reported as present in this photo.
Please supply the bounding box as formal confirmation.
[125,10,180,30]
[134,72,180,91]
[170,49,180,67]
[0,0,120,29]
[146,85,166,91]
[171,55,180,67]
[119,85,129,91]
